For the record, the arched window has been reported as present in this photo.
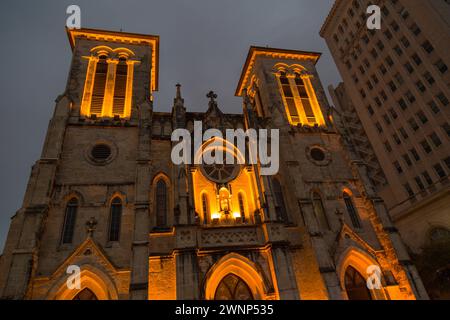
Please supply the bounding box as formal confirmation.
[90,55,108,116]
[279,72,299,123]
[238,193,246,223]
[214,274,254,300]
[343,192,361,229]
[156,179,168,227]
[272,178,288,222]
[112,57,128,117]
[202,193,210,225]
[61,198,78,244]
[312,192,330,230]
[345,266,372,300]
[108,197,122,242]
[295,73,316,124]
[73,288,98,300]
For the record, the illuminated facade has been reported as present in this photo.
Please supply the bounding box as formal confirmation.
[320,0,450,298]
[0,28,428,300]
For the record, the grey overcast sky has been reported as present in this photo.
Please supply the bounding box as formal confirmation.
[0,0,341,250]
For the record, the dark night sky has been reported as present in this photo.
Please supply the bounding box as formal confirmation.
[0,0,341,250]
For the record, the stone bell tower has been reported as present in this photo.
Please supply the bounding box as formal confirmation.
[235,46,428,300]
[0,28,428,300]
[0,28,159,299]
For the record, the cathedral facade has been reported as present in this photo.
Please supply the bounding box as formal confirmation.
[0,28,428,300]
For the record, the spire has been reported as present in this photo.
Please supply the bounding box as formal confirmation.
[173,83,184,106]
[172,83,186,128]
[176,83,181,99]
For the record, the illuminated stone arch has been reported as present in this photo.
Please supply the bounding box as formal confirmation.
[106,190,128,206]
[341,186,358,197]
[204,253,268,300]
[273,62,307,75]
[194,136,246,166]
[47,265,119,300]
[90,45,135,59]
[61,190,85,206]
[336,247,386,300]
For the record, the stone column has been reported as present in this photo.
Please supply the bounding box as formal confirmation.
[286,73,308,125]
[79,55,99,117]
[175,250,199,299]
[270,246,300,299]
[101,58,118,117]
[299,200,343,299]
[129,97,152,299]
[301,73,326,126]
[123,60,138,118]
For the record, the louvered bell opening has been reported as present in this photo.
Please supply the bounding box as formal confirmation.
[295,75,316,124]
[91,56,108,116]
[91,144,111,161]
[112,59,128,117]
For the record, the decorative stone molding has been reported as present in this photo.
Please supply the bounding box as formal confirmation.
[200,227,259,247]
[84,140,118,166]
[305,144,332,166]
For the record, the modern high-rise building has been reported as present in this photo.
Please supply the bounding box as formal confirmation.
[321,0,449,254]
[0,27,427,300]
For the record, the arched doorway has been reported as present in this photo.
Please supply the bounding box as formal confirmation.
[73,288,98,300]
[48,267,119,300]
[214,274,254,300]
[345,266,372,300]
[204,253,269,300]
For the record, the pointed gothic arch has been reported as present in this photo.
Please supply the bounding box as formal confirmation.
[151,172,172,228]
[48,265,119,300]
[108,197,122,242]
[342,189,362,229]
[336,247,387,300]
[61,197,79,244]
[204,253,269,300]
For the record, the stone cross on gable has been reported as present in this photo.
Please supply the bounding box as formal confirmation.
[206,90,218,103]
[86,216,98,237]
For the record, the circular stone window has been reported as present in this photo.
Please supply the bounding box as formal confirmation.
[201,162,241,184]
[310,147,326,162]
[85,141,117,165]
[91,144,111,161]
[306,145,331,166]
[199,144,241,183]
